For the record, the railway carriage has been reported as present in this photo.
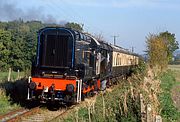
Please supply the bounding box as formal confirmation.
[111,45,139,77]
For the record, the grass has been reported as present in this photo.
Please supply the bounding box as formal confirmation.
[0,71,25,82]
[56,78,142,122]
[56,64,180,122]
[0,89,20,115]
[159,70,180,122]
[168,65,180,71]
[0,71,26,115]
[54,62,146,122]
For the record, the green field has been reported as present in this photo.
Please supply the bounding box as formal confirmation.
[168,65,180,71]
[158,65,180,121]
[0,71,25,82]
[159,70,180,122]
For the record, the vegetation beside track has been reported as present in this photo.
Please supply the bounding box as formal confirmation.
[0,72,27,115]
[0,89,20,115]
[55,62,146,122]
[55,64,180,122]
[159,70,180,122]
[57,81,142,122]
[0,65,179,121]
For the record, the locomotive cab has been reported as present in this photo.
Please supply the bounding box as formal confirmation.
[32,27,75,77]
[29,27,78,103]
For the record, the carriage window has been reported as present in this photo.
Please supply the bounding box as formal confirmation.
[116,54,118,66]
[117,53,119,66]
[119,58,121,65]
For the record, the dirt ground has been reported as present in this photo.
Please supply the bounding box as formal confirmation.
[168,65,180,111]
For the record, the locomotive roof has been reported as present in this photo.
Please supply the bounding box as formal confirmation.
[38,27,100,46]
[99,41,112,51]
[38,27,139,57]
[84,34,100,46]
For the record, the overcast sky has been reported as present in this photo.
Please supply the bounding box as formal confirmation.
[0,0,180,54]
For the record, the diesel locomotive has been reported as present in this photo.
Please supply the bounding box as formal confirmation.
[27,27,139,103]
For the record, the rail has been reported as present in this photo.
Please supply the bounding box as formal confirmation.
[0,107,40,122]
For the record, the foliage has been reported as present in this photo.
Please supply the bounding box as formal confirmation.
[131,58,146,75]
[0,20,44,71]
[65,22,83,31]
[159,70,180,122]
[146,34,169,71]
[60,65,179,122]
[146,32,179,71]
[159,31,179,62]
[0,89,19,114]
[0,30,12,71]
[0,20,83,72]
[61,76,143,122]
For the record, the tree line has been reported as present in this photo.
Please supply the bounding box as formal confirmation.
[0,19,179,72]
[0,20,82,71]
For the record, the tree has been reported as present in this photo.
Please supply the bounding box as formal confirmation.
[146,34,168,70]
[0,29,12,71]
[0,20,85,72]
[159,31,179,61]
[0,20,44,71]
[65,22,83,31]
[146,31,179,71]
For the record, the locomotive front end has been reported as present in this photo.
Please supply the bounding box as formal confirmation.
[28,27,80,103]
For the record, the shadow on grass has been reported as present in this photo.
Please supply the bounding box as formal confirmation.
[0,78,39,109]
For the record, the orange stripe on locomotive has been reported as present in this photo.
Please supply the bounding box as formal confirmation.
[31,78,101,93]
[31,77,77,92]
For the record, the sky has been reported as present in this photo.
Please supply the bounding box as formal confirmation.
[0,0,180,54]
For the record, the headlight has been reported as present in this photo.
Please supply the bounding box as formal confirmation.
[29,81,37,90]
[66,84,74,93]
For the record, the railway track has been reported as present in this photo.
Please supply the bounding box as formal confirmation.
[0,77,121,122]
[0,104,76,122]
[49,105,76,122]
[20,104,77,122]
[0,107,39,122]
